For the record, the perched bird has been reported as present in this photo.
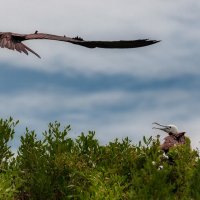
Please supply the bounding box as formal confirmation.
[0,31,160,58]
[152,122,186,153]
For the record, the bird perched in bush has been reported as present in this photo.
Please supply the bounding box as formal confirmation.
[152,122,188,153]
[0,31,160,58]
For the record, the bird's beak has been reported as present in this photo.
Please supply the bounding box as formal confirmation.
[152,122,170,133]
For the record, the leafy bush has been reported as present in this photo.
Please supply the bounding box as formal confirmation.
[0,118,199,199]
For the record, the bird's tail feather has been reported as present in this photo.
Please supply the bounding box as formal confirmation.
[21,43,41,58]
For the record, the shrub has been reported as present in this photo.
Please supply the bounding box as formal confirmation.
[0,118,198,199]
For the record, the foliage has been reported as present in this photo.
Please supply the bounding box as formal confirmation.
[0,118,199,199]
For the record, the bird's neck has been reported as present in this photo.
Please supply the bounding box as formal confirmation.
[169,132,185,138]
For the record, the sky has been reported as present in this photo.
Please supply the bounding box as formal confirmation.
[0,0,200,150]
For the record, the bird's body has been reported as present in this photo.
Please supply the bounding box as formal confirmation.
[0,31,160,58]
[153,122,186,153]
[160,132,186,152]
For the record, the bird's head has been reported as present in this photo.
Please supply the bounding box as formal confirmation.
[152,122,179,135]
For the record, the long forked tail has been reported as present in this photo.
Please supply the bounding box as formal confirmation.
[22,43,41,58]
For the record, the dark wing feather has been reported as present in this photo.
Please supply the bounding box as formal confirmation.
[69,39,160,49]
[15,43,22,52]
[175,132,186,144]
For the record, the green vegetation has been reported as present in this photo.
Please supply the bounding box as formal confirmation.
[0,117,199,200]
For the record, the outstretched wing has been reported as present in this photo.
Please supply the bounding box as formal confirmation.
[24,33,160,49]
[0,33,41,58]
[0,32,160,58]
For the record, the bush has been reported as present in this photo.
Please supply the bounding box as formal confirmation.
[0,118,198,199]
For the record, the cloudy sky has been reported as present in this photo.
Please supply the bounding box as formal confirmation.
[0,0,200,149]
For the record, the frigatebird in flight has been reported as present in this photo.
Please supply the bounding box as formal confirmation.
[0,31,160,58]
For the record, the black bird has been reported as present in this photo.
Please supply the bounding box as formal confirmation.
[0,31,160,58]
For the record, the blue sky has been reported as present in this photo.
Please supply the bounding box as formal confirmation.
[0,0,200,149]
